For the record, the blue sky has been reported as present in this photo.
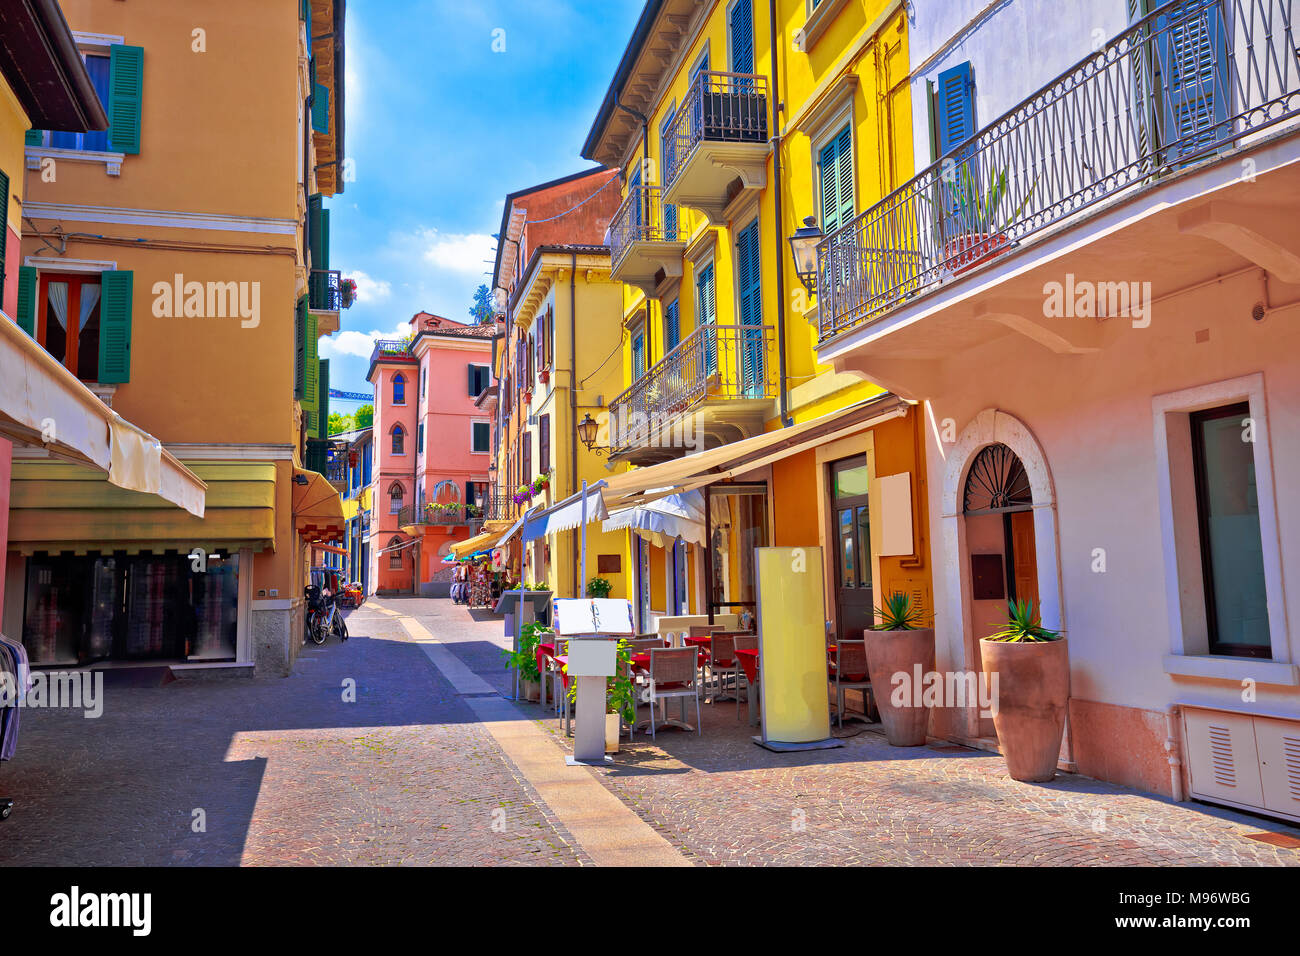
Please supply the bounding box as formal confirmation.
[321,0,643,401]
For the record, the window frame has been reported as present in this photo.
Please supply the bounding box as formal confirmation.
[471,419,491,455]
[392,372,407,406]
[35,271,105,382]
[391,424,406,456]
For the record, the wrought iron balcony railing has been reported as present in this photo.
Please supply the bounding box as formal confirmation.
[816,0,1300,341]
[608,323,776,454]
[665,70,769,190]
[398,496,507,528]
[369,337,414,366]
[309,269,342,312]
[609,186,682,271]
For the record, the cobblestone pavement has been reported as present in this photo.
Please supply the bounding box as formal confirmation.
[0,601,586,866]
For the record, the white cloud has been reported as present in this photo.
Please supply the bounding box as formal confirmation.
[419,228,496,275]
[320,320,409,360]
[348,269,392,303]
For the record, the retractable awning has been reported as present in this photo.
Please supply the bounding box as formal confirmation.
[521,482,608,543]
[293,468,345,544]
[602,394,911,508]
[450,528,503,559]
[603,490,706,547]
[0,315,206,515]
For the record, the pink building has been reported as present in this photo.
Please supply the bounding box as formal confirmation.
[366,313,497,594]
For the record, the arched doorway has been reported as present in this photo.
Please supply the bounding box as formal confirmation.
[938,409,1066,748]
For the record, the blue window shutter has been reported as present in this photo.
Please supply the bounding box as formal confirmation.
[107,45,144,155]
[99,271,134,383]
[24,129,42,147]
[16,266,37,337]
[665,299,680,352]
[935,61,974,157]
[1155,0,1229,161]
[729,0,755,75]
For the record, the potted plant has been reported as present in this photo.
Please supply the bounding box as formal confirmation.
[981,599,1068,783]
[340,277,357,309]
[567,638,638,753]
[934,161,1034,276]
[864,591,935,747]
[502,620,549,702]
[586,577,613,599]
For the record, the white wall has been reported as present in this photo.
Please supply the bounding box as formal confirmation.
[907,0,1130,172]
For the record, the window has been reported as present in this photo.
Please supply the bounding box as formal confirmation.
[736,219,764,392]
[391,425,405,455]
[935,61,974,159]
[1190,403,1272,658]
[522,431,531,484]
[729,0,755,75]
[388,482,404,514]
[432,480,460,505]
[632,326,647,381]
[664,298,681,353]
[420,367,426,400]
[818,124,855,235]
[36,273,103,382]
[696,262,717,376]
[417,423,424,454]
[469,364,489,397]
[472,421,491,454]
[48,54,111,152]
[393,373,406,405]
[539,414,551,475]
[387,537,404,571]
[659,108,678,237]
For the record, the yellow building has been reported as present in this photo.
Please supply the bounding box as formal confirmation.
[582,0,932,640]
[4,0,347,676]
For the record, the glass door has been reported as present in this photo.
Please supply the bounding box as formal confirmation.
[831,456,872,644]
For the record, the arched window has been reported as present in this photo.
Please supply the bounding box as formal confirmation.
[432,480,461,505]
[387,536,404,570]
[392,424,405,455]
[388,481,404,514]
[963,443,1033,515]
[393,373,406,406]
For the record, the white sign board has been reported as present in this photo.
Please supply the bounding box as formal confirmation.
[552,598,635,636]
[566,639,618,677]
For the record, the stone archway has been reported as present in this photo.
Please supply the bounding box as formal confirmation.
[937,409,1067,744]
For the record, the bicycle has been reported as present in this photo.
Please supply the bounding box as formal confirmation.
[304,585,349,645]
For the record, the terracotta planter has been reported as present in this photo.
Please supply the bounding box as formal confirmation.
[979,637,1069,782]
[943,232,1009,276]
[864,628,935,746]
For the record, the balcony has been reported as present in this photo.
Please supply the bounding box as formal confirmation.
[397,496,508,531]
[609,186,687,293]
[663,70,769,223]
[607,323,776,464]
[815,0,1300,344]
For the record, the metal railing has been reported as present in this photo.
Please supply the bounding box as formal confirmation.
[397,496,507,527]
[369,338,413,366]
[665,70,769,190]
[608,323,776,454]
[310,269,342,312]
[816,0,1300,340]
[609,186,682,271]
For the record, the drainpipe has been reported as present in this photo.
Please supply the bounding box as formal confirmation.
[769,0,792,427]
[569,252,580,599]
[1165,705,1185,802]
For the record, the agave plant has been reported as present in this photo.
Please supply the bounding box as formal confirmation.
[871,591,929,631]
[929,161,1035,236]
[987,598,1061,643]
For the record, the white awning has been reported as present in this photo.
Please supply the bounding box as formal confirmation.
[603,490,706,547]
[494,510,530,549]
[0,315,206,516]
[522,482,608,543]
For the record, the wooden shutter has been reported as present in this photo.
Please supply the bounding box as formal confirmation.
[539,414,550,474]
[15,266,37,337]
[312,83,330,134]
[819,125,855,235]
[98,270,134,383]
[318,358,330,439]
[1155,0,1229,161]
[737,221,762,327]
[308,194,328,271]
[546,305,554,367]
[522,432,531,483]
[729,0,755,75]
[107,45,144,155]
[295,296,307,399]
[25,129,43,147]
[302,312,320,428]
[0,168,7,305]
[665,299,681,352]
[935,61,974,158]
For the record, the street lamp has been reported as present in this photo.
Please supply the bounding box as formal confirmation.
[577,412,608,457]
[788,216,824,295]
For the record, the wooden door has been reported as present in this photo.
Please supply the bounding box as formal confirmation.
[1010,510,1039,611]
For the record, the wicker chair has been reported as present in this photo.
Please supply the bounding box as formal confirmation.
[645,647,701,738]
[708,633,739,703]
[829,639,873,728]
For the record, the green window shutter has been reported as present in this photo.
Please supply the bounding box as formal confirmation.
[294,296,307,399]
[99,271,134,383]
[107,45,144,155]
[302,312,319,421]
[308,194,325,270]
[312,83,330,134]
[16,266,37,336]
[24,129,42,147]
[0,168,7,305]
[318,358,330,439]
[319,207,330,271]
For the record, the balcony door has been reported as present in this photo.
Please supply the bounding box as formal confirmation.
[38,273,102,382]
[696,261,718,379]
[729,0,754,76]
[735,219,764,397]
[1154,0,1230,163]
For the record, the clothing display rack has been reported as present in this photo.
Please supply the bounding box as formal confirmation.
[0,633,31,820]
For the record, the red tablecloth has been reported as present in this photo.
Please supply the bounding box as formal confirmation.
[735,648,759,684]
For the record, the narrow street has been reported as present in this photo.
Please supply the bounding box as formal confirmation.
[2,597,1297,867]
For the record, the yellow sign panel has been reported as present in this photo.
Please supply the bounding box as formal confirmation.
[756,546,832,745]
